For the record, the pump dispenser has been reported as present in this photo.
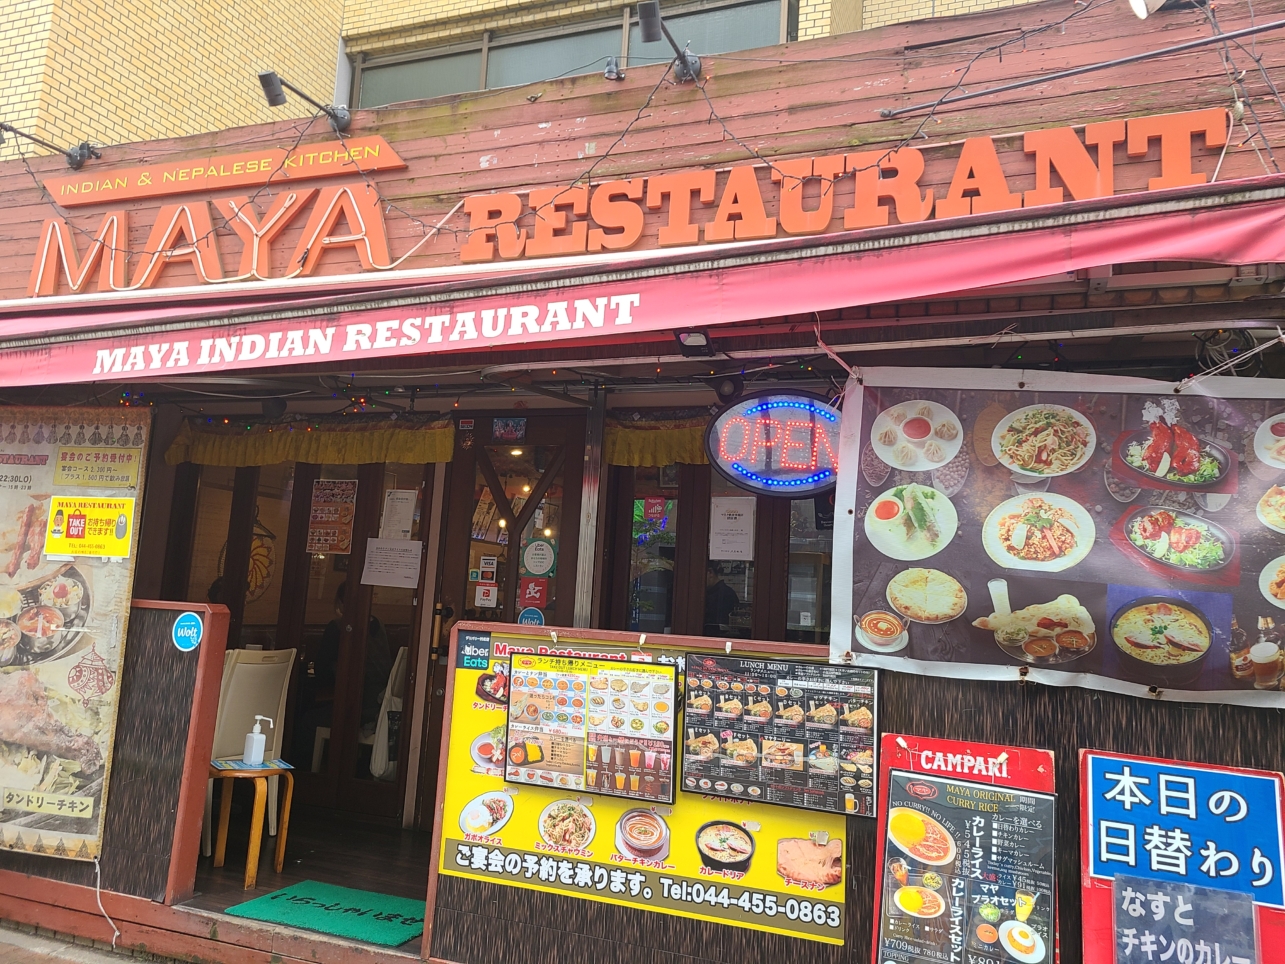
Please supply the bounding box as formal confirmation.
[243,715,274,765]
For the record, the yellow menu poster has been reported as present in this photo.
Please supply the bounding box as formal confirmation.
[439,631,846,944]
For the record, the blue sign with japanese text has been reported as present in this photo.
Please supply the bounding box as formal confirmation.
[1114,874,1255,964]
[1087,752,1285,908]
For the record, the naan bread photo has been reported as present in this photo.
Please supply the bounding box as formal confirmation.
[886,568,967,623]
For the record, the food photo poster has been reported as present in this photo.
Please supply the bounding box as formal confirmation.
[0,408,150,860]
[439,630,849,943]
[832,368,1285,706]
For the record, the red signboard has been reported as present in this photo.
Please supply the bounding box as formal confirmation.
[874,734,1057,964]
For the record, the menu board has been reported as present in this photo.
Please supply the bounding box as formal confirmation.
[682,653,877,816]
[441,630,848,944]
[306,479,357,553]
[0,408,151,861]
[833,367,1285,708]
[506,653,676,804]
[874,735,1057,964]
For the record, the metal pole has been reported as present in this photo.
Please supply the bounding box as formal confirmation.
[573,386,606,627]
[881,17,1285,118]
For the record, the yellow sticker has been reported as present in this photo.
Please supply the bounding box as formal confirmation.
[54,447,142,488]
[44,496,135,558]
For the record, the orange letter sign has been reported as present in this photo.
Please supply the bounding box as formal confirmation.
[774,155,844,235]
[844,149,934,228]
[936,137,1022,218]
[704,165,776,242]
[1023,121,1126,207]
[27,212,128,297]
[460,193,527,262]
[1127,108,1228,190]
[646,171,716,246]
[132,202,225,288]
[525,186,588,257]
[588,179,645,252]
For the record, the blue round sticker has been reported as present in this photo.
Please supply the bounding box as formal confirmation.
[172,612,204,652]
[517,607,545,626]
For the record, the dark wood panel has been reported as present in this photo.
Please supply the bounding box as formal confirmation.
[159,462,201,601]
[0,606,206,899]
[431,669,1285,964]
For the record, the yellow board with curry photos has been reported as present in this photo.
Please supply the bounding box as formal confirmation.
[438,631,847,944]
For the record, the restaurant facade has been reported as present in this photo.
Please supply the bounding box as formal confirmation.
[2,1,1285,963]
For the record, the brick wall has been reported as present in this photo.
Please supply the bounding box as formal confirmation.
[1,0,343,162]
[0,0,56,161]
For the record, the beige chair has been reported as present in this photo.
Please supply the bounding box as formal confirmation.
[201,647,296,858]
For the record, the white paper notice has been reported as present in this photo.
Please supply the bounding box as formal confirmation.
[709,497,756,560]
[379,489,418,540]
[360,538,424,588]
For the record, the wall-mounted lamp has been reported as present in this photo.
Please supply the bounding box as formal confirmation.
[0,123,100,169]
[258,71,351,131]
[638,1,702,81]
[674,328,715,357]
[604,56,625,81]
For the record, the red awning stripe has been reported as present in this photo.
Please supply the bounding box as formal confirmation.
[1,196,1283,387]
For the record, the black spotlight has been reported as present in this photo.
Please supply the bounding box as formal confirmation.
[713,374,744,405]
[675,328,715,357]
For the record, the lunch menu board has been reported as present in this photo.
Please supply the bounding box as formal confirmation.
[441,630,849,944]
[875,735,1057,964]
[682,653,878,816]
[506,653,677,804]
[833,367,1285,707]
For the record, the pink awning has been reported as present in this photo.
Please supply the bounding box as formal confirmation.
[2,190,1284,387]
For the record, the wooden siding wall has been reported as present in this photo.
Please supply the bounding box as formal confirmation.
[2,0,1284,302]
[431,669,1285,964]
[0,606,212,900]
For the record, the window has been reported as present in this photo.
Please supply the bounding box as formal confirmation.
[628,1,781,65]
[355,0,783,108]
[627,466,677,633]
[357,50,482,109]
[486,27,622,89]
[786,496,832,644]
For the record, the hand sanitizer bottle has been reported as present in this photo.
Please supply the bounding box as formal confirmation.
[243,715,273,765]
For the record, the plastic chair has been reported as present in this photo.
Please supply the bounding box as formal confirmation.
[369,646,407,780]
[201,647,295,858]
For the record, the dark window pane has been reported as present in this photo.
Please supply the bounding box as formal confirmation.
[358,50,481,107]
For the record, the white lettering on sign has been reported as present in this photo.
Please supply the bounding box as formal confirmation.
[918,750,1009,778]
[82,293,641,381]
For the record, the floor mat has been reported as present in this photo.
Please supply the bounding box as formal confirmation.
[224,879,425,946]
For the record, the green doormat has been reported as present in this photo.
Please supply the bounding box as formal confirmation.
[224,880,425,947]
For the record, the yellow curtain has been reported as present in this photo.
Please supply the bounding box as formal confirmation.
[604,416,709,467]
[165,416,455,467]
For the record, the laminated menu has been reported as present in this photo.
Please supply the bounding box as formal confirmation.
[505,653,675,803]
[874,735,1057,964]
[681,654,878,816]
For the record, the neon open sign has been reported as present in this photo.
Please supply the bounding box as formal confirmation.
[705,392,840,496]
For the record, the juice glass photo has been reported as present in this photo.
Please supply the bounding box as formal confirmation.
[615,772,626,790]
[602,746,612,765]
[645,750,656,768]
[629,749,642,767]
[586,769,597,787]
[630,774,641,792]
[587,744,597,763]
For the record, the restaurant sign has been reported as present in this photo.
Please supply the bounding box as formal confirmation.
[874,735,1057,964]
[23,108,1226,298]
[437,630,848,944]
[706,392,841,496]
[1081,750,1285,964]
[833,366,1285,708]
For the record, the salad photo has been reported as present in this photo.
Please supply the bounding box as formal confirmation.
[1123,508,1232,572]
[1121,419,1228,487]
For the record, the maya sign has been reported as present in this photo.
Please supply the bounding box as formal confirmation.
[706,392,840,496]
[24,108,1228,297]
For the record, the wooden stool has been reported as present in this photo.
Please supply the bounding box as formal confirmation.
[209,764,294,890]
